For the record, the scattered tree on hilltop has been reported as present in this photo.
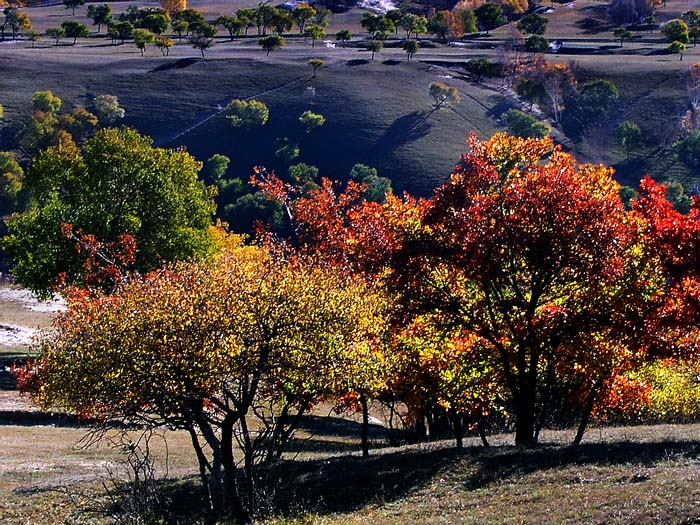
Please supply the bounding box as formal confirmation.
[63,0,85,16]
[216,14,243,40]
[91,94,125,125]
[668,40,688,60]
[367,39,382,60]
[613,26,632,46]
[335,28,351,47]
[663,19,690,43]
[429,81,461,109]
[133,28,155,55]
[502,108,550,138]
[226,99,269,128]
[474,2,505,35]
[191,33,214,57]
[3,7,31,40]
[517,13,547,35]
[403,39,418,61]
[155,34,174,55]
[579,79,620,122]
[308,57,324,78]
[617,120,643,158]
[87,4,112,33]
[298,110,325,133]
[303,23,325,47]
[259,34,284,55]
[61,20,89,45]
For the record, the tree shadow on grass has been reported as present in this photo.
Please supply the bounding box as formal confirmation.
[81,436,700,524]
[373,111,433,154]
[270,438,700,517]
[346,58,369,66]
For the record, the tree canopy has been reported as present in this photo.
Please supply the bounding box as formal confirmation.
[3,127,216,296]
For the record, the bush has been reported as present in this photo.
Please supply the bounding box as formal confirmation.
[501,109,550,138]
[635,360,700,423]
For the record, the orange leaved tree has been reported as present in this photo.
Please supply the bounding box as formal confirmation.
[392,132,656,446]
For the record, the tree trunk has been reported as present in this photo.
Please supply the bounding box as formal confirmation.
[220,418,250,523]
[514,380,537,447]
[360,392,370,457]
[450,408,463,449]
[477,416,490,447]
[573,381,600,446]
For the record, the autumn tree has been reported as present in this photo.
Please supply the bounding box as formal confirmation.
[226,99,269,128]
[429,81,461,109]
[388,133,654,446]
[522,60,576,122]
[160,0,186,16]
[26,245,390,518]
[292,2,315,33]
[3,7,31,40]
[303,23,325,47]
[3,127,216,296]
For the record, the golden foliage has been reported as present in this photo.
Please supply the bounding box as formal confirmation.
[160,0,186,14]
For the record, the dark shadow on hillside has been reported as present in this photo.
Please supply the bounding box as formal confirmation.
[346,59,369,66]
[81,437,700,524]
[282,414,388,454]
[150,57,200,73]
[382,59,402,66]
[373,111,433,154]
[272,438,700,517]
[0,409,94,427]
[462,439,700,490]
[575,16,614,34]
